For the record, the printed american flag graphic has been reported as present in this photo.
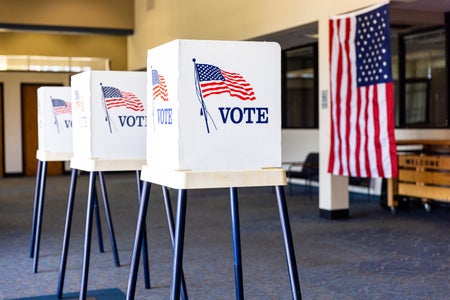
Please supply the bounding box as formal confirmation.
[195,63,256,101]
[52,98,71,115]
[74,90,85,112]
[101,85,144,112]
[328,3,397,178]
[152,70,168,101]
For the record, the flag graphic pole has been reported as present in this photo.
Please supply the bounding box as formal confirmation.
[100,83,113,133]
[150,67,156,132]
[50,96,61,133]
[193,58,217,134]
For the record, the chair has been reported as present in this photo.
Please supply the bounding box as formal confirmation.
[286,152,319,196]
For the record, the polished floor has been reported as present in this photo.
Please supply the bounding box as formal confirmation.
[0,172,449,299]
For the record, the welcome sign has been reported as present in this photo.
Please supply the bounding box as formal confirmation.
[147,39,281,172]
[37,86,72,156]
[71,71,147,160]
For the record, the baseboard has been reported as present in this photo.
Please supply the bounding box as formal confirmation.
[319,208,349,219]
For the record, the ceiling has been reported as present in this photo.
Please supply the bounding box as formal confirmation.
[252,0,450,50]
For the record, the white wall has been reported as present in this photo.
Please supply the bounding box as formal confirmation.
[282,128,450,165]
[128,0,380,70]
[1,72,70,173]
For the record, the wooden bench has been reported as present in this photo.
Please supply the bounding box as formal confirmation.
[388,152,450,213]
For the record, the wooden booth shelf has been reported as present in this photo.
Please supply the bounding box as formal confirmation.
[36,149,72,162]
[70,157,146,172]
[140,165,287,189]
[388,140,450,213]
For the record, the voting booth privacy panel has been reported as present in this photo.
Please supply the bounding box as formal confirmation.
[37,86,72,158]
[147,39,282,172]
[70,71,147,161]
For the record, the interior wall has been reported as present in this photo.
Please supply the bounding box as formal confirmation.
[128,0,379,70]
[0,72,71,174]
[0,0,133,30]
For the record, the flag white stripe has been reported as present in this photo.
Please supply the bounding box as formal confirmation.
[378,83,393,177]
[358,88,367,177]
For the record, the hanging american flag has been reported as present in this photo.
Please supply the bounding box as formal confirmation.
[52,98,71,115]
[101,85,144,111]
[152,69,168,101]
[194,62,256,101]
[328,3,397,178]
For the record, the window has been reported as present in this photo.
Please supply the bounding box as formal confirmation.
[0,55,110,72]
[397,27,448,128]
[282,44,318,128]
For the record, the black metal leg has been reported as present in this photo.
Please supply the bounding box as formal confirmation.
[32,161,48,273]
[93,186,105,253]
[136,171,151,289]
[170,189,187,300]
[126,181,152,300]
[275,186,302,300]
[30,160,43,258]
[98,171,120,267]
[79,172,97,300]
[162,186,188,300]
[57,168,78,299]
[230,187,244,300]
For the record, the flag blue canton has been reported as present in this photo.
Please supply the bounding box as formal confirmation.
[152,70,160,85]
[355,5,392,87]
[52,98,66,107]
[196,64,226,82]
[102,86,122,98]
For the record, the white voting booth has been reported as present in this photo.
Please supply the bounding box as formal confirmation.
[142,39,285,188]
[57,71,151,300]
[127,40,301,300]
[70,70,147,170]
[31,86,72,273]
[37,86,72,161]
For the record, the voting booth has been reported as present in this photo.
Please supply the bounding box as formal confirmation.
[143,39,285,188]
[70,70,147,168]
[37,86,72,161]
[58,71,153,299]
[32,86,72,273]
[127,40,301,300]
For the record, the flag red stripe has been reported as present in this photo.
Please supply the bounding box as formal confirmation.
[386,83,398,177]
[372,86,384,177]
[200,82,256,101]
[335,18,344,175]
[328,18,336,174]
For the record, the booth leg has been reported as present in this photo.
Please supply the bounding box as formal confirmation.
[170,189,187,300]
[136,171,151,289]
[57,168,78,299]
[98,171,120,267]
[30,160,43,258]
[32,161,48,273]
[126,181,152,300]
[93,187,104,253]
[275,186,302,300]
[79,172,97,300]
[230,187,244,300]
[162,186,189,300]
